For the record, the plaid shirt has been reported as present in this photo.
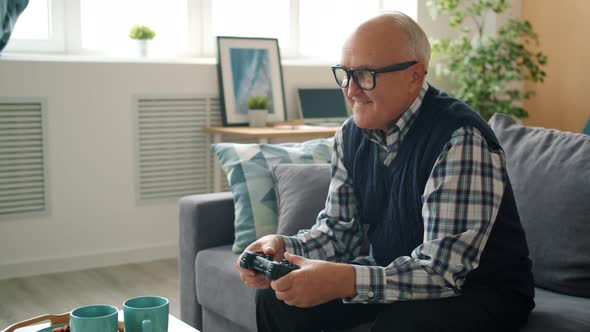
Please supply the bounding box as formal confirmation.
[283,81,507,303]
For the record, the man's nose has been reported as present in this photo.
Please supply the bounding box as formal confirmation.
[346,78,363,97]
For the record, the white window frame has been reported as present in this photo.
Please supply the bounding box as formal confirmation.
[187,0,205,57]
[63,0,82,54]
[3,0,417,60]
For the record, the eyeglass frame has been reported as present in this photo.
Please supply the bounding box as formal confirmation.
[331,61,424,91]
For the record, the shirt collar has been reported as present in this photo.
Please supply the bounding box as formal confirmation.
[364,80,429,147]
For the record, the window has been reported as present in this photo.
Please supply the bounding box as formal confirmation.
[209,0,291,56]
[4,0,64,53]
[79,0,189,56]
[3,0,417,60]
[299,0,380,60]
[10,0,50,40]
[383,0,418,20]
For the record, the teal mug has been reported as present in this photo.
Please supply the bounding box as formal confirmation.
[123,296,169,332]
[70,304,119,332]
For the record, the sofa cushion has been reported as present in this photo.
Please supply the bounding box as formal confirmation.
[272,163,370,255]
[212,138,333,253]
[272,163,331,236]
[489,113,590,297]
[196,245,257,331]
[521,288,590,331]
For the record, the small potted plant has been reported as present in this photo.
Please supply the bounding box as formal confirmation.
[246,95,270,127]
[129,24,156,57]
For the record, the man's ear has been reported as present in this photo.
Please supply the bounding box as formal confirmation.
[410,63,426,84]
[407,64,425,93]
[412,71,420,81]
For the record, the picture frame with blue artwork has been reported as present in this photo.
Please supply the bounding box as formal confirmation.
[216,36,287,126]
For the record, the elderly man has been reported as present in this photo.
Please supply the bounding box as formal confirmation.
[237,12,534,332]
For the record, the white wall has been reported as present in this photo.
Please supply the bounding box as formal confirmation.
[0,2,520,279]
[0,58,335,279]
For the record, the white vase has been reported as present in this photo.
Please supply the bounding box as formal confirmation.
[136,40,149,57]
[248,109,268,127]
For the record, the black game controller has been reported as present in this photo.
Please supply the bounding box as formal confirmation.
[239,251,299,280]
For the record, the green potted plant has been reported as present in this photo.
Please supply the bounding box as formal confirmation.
[246,96,271,127]
[128,24,156,57]
[427,0,547,120]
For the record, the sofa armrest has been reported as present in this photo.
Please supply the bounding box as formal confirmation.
[178,192,234,330]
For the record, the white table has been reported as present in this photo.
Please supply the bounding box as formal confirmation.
[12,312,198,332]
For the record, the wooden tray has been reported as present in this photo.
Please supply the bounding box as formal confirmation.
[2,313,69,332]
[1,313,124,332]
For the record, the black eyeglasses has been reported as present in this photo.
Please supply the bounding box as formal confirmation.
[331,61,419,91]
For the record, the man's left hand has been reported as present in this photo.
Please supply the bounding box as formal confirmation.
[271,252,357,308]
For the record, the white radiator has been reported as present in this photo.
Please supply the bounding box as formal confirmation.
[0,99,48,217]
[135,96,225,200]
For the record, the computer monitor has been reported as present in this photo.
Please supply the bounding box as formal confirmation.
[297,88,350,126]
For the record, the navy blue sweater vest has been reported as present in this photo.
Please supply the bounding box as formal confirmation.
[342,86,534,297]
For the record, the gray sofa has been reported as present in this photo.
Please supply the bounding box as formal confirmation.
[178,114,590,332]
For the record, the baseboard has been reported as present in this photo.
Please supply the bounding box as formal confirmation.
[0,243,177,280]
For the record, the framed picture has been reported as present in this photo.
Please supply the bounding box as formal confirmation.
[216,36,287,126]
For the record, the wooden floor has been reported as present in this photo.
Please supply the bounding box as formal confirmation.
[0,258,180,329]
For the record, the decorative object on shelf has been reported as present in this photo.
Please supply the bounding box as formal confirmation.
[128,24,156,57]
[427,0,547,120]
[246,95,270,127]
[216,36,286,126]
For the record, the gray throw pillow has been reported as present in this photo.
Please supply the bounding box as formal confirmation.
[273,163,371,255]
[272,164,331,236]
[489,113,590,297]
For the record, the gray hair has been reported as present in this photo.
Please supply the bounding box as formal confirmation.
[382,11,431,70]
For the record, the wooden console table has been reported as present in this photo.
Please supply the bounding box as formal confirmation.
[204,125,339,144]
[204,125,339,192]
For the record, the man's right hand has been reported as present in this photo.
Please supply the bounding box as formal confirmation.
[236,234,286,289]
